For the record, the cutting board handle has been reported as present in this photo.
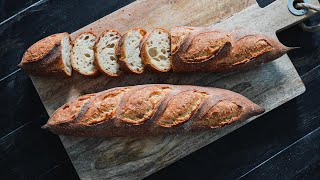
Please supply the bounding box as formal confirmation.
[264,0,319,32]
[212,0,320,36]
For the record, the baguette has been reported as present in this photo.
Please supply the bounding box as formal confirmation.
[19,33,73,76]
[116,28,146,74]
[171,26,290,72]
[95,30,122,76]
[141,28,171,72]
[43,84,264,137]
[21,27,290,76]
[71,32,99,76]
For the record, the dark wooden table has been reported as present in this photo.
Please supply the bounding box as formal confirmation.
[0,0,319,179]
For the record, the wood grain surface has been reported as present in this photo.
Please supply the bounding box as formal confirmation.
[29,0,319,179]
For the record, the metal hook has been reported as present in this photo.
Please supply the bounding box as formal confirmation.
[288,0,309,16]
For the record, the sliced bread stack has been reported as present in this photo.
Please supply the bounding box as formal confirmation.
[20,28,173,77]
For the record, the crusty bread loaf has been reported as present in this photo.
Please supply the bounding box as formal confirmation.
[171,26,290,72]
[95,30,122,76]
[116,28,146,74]
[19,32,73,76]
[71,32,99,76]
[141,28,171,72]
[43,84,264,137]
[21,26,290,77]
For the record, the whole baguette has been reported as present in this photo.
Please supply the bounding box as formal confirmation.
[19,33,73,76]
[171,26,291,72]
[43,84,264,137]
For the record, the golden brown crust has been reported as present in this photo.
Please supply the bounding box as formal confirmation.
[71,32,100,76]
[94,30,122,77]
[117,86,171,125]
[171,26,290,73]
[19,32,72,77]
[140,28,172,73]
[192,100,243,128]
[43,84,264,137]
[115,28,147,74]
[157,90,207,127]
[80,88,128,125]
[48,94,96,126]
[171,26,194,54]
[178,30,231,63]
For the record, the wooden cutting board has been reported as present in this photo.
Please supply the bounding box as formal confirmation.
[30,0,319,179]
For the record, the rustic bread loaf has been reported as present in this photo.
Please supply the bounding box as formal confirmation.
[116,28,146,74]
[170,26,290,72]
[19,32,73,76]
[141,28,171,72]
[71,32,99,76]
[95,30,122,76]
[43,84,264,137]
[21,26,289,76]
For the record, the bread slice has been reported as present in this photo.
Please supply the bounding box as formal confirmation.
[141,28,171,72]
[61,34,73,76]
[19,32,73,76]
[71,32,98,76]
[116,28,146,74]
[95,30,121,76]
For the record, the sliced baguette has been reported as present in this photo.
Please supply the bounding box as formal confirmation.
[95,30,121,77]
[116,28,146,74]
[19,32,73,76]
[141,28,171,72]
[71,32,99,76]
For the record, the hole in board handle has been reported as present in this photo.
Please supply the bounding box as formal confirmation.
[288,0,309,16]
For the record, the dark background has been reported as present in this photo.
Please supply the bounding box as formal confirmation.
[0,0,319,179]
